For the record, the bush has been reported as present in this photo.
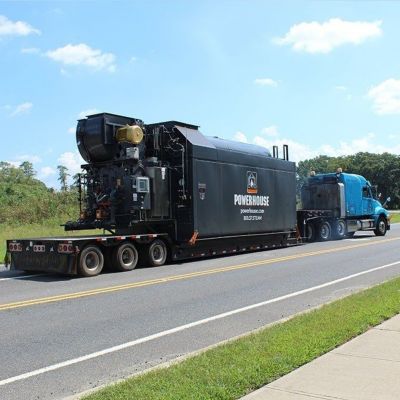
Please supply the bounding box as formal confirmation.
[0,162,79,225]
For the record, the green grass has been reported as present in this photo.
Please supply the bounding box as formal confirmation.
[390,213,400,224]
[1,220,100,262]
[83,277,400,400]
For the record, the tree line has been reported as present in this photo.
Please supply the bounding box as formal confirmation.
[0,161,79,224]
[297,152,400,209]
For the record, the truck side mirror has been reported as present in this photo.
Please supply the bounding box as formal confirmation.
[383,197,391,208]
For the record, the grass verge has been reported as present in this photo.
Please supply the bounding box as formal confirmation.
[83,277,400,400]
[390,213,400,224]
[0,221,99,261]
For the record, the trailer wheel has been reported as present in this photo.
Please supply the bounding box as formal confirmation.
[334,219,346,240]
[113,242,138,272]
[318,221,331,241]
[78,245,104,277]
[306,223,316,242]
[145,239,167,267]
[374,216,387,236]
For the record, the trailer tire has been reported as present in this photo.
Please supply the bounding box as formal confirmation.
[112,242,138,272]
[374,216,387,236]
[306,223,316,242]
[78,245,104,277]
[144,239,167,267]
[318,221,331,241]
[333,219,346,240]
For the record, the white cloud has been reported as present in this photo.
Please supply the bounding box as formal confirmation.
[0,15,40,36]
[254,78,278,87]
[261,125,279,137]
[58,151,85,175]
[274,18,382,54]
[254,136,315,162]
[78,108,100,119]
[46,43,116,72]
[15,154,41,163]
[335,85,347,91]
[234,128,400,162]
[10,102,33,117]
[234,131,248,143]
[21,47,40,54]
[4,160,20,168]
[38,166,56,178]
[5,154,41,169]
[368,78,400,115]
[68,127,76,134]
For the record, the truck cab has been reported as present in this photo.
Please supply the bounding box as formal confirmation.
[298,171,390,241]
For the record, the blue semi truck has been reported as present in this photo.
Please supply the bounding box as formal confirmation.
[297,169,391,241]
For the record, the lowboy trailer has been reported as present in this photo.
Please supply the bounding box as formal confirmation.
[5,112,390,276]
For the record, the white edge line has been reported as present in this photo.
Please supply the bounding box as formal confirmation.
[0,273,48,282]
[1,260,399,387]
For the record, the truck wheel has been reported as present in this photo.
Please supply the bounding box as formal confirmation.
[78,245,104,277]
[112,242,138,272]
[318,221,331,241]
[334,219,346,240]
[374,216,387,236]
[145,239,167,267]
[306,223,316,242]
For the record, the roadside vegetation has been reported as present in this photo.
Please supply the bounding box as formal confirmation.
[0,161,82,259]
[83,277,400,400]
[390,213,400,223]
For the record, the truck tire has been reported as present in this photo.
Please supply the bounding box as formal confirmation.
[78,245,104,277]
[112,242,138,272]
[144,239,167,267]
[306,223,316,242]
[333,219,346,240]
[374,216,387,236]
[318,221,331,241]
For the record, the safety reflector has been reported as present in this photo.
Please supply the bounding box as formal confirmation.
[8,243,22,252]
[58,244,74,254]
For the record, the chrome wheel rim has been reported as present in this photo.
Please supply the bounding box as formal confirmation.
[337,221,345,236]
[84,251,100,271]
[151,244,165,263]
[320,224,330,240]
[120,246,136,268]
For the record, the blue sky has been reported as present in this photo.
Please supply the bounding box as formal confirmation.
[1,1,400,188]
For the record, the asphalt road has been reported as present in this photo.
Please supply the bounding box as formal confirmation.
[1,225,400,400]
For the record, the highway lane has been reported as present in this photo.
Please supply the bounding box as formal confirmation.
[0,225,399,399]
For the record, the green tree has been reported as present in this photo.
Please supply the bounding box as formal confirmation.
[19,161,35,178]
[57,165,69,192]
[70,173,81,191]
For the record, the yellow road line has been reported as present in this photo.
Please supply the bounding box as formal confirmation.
[1,236,399,311]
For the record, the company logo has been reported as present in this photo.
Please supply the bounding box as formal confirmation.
[198,183,206,200]
[234,170,270,208]
[247,171,258,194]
